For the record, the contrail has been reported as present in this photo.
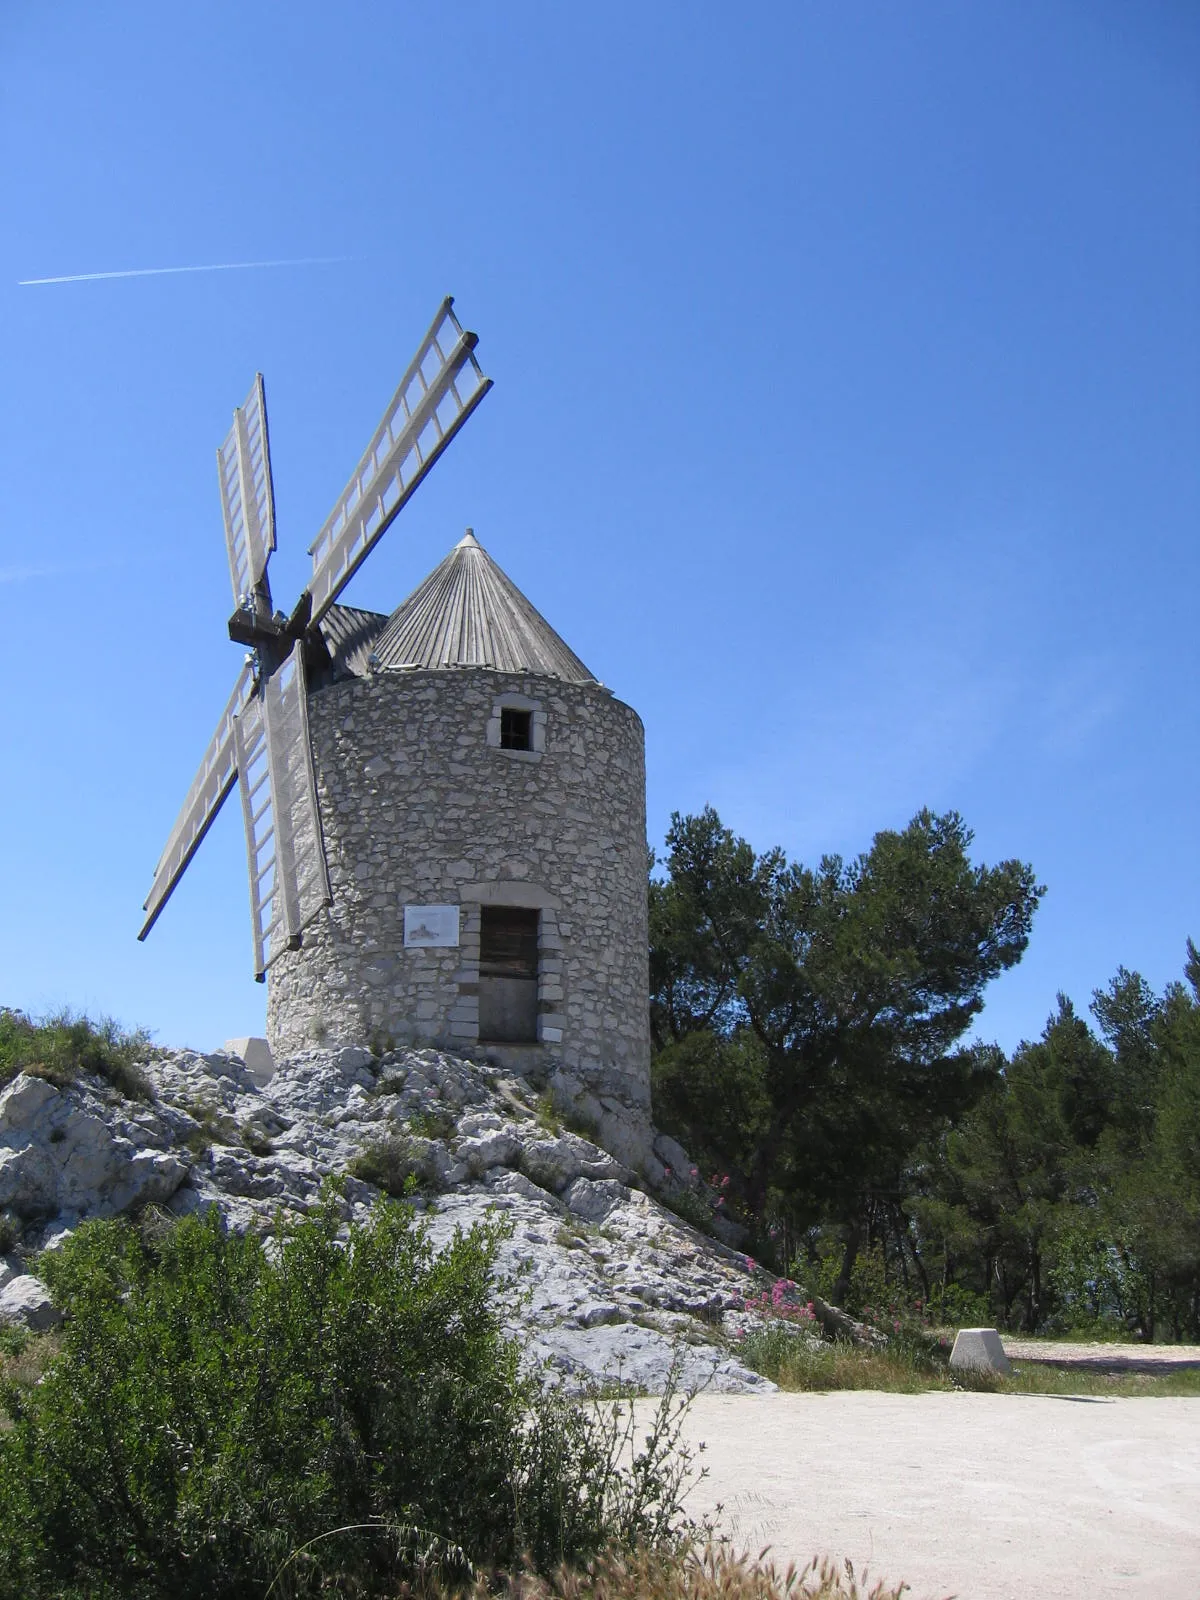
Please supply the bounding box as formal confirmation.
[18,255,350,286]
[0,559,124,585]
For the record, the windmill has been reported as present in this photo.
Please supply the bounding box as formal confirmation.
[138,296,492,981]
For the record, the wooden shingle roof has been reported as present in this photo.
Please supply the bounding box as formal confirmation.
[369,532,596,683]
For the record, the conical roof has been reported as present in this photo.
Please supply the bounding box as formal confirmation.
[370,532,597,683]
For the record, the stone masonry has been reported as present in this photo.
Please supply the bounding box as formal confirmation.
[266,667,651,1149]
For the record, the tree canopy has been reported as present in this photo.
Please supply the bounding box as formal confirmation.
[650,806,1042,1299]
[650,807,1200,1340]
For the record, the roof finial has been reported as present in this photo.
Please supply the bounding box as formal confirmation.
[457,527,480,549]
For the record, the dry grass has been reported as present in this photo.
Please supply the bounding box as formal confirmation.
[0,1329,61,1429]
[737,1320,1200,1397]
[734,1326,941,1394]
[394,1542,914,1598]
[954,1361,1200,1398]
[0,1007,152,1102]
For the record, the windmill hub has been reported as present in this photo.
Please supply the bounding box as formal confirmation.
[139,299,651,1145]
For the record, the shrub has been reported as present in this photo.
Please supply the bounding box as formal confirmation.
[0,1190,694,1598]
[658,1186,719,1238]
[0,1008,151,1103]
[349,1134,429,1196]
[408,1106,457,1142]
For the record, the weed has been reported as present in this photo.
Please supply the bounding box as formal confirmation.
[240,1121,275,1157]
[349,1135,430,1197]
[0,1008,152,1103]
[657,1187,718,1238]
[408,1106,456,1142]
[534,1091,562,1134]
[0,1215,17,1256]
[175,1095,238,1152]
[446,1541,912,1598]
[373,1073,408,1097]
[736,1325,942,1393]
[953,1360,1200,1398]
[735,1317,1200,1398]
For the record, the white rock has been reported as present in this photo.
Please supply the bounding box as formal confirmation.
[0,1072,60,1127]
[949,1327,1012,1376]
[564,1176,630,1223]
[456,1131,522,1176]
[0,1274,62,1332]
[0,1144,58,1218]
[0,1040,795,1393]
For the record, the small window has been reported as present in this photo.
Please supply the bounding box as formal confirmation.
[479,906,539,977]
[499,707,532,751]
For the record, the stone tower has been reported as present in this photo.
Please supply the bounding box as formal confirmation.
[266,533,651,1159]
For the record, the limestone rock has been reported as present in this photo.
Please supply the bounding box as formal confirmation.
[0,1072,60,1126]
[0,1274,62,1332]
[0,1070,189,1227]
[0,1040,783,1394]
[563,1176,630,1224]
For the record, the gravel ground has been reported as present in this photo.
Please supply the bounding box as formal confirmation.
[665,1391,1200,1600]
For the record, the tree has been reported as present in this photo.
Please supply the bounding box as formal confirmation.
[922,997,1115,1330]
[918,944,1200,1338]
[650,806,1042,1294]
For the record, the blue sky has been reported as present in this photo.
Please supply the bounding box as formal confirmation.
[2,1,1196,1055]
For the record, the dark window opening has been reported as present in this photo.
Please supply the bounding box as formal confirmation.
[478,905,539,1042]
[479,905,539,977]
[499,707,532,750]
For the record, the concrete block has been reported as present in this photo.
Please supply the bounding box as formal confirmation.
[224,1037,275,1087]
[949,1327,1012,1376]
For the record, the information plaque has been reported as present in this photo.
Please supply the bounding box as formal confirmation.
[403,904,460,948]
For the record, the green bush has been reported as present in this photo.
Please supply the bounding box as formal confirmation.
[348,1134,428,1196]
[0,1008,151,1102]
[0,1191,693,1598]
[407,1106,457,1142]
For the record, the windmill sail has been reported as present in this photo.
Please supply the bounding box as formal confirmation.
[233,646,330,979]
[219,373,277,608]
[140,296,489,981]
[305,297,492,624]
[139,662,255,939]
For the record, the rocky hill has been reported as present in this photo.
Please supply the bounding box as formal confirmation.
[0,1041,783,1393]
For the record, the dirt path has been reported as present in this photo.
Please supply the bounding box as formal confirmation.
[663,1391,1200,1600]
[1003,1339,1200,1373]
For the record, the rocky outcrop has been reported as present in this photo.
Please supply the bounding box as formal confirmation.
[0,1043,794,1393]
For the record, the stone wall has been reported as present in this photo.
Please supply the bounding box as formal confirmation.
[266,667,650,1129]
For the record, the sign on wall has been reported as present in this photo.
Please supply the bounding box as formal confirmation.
[403,904,460,948]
